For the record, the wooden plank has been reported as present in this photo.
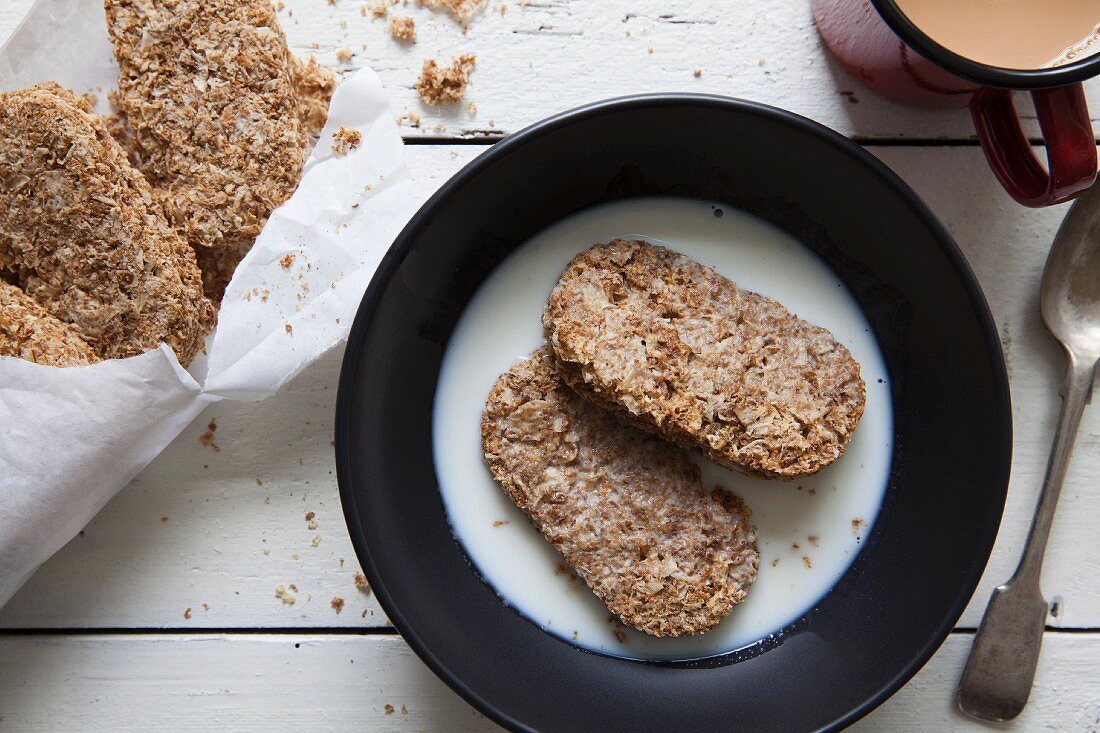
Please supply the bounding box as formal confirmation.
[869,147,1100,630]
[1,145,1098,630]
[4,0,1100,141]
[0,632,1096,731]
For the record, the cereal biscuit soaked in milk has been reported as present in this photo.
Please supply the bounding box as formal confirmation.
[482,347,759,637]
[545,239,866,479]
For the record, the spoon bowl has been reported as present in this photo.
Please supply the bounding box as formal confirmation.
[1042,184,1100,358]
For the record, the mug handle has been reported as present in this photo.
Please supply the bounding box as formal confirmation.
[970,84,1097,207]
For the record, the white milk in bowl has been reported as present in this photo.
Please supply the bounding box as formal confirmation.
[432,197,892,660]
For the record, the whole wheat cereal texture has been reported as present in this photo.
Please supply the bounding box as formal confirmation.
[0,282,98,368]
[416,54,476,106]
[544,239,866,479]
[0,83,214,366]
[482,347,759,637]
[104,0,333,300]
[292,56,336,136]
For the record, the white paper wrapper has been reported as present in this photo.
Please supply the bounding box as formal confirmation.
[0,0,416,606]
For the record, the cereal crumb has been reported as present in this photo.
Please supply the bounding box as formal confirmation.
[336,47,354,63]
[198,419,220,452]
[284,323,293,335]
[613,630,626,643]
[851,518,865,536]
[370,0,387,17]
[331,127,362,156]
[416,54,477,106]
[202,603,209,611]
[492,520,508,527]
[802,555,813,569]
[771,557,780,567]
[354,571,371,593]
[183,607,192,619]
[419,0,485,21]
[311,535,321,548]
[330,597,345,614]
[693,68,702,77]
[808,535,820,547]
[306,511,319,530]
[279,253,296,269]
[160,516,169,522]
[390,15,416,41]
[465,101,477,115]
[383,704,395,715]
[275,584,296,604]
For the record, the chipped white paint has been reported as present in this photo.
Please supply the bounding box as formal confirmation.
[1,2,1099,730]
[0,634,1098,731]
[4,0,1100,141]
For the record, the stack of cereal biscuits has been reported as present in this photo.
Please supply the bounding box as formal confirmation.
[0,0,335,367]
[482,239,868,637]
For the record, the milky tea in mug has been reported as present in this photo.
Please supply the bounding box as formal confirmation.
[893,0,1100,70]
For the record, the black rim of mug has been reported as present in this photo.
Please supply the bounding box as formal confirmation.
[872,0,1100,89]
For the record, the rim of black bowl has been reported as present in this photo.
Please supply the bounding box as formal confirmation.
[336,93,1012,733]
[871,0,1100,89]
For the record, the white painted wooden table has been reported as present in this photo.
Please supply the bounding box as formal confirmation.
[2,1,1099,730]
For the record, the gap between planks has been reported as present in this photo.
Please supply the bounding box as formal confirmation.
[2,627,1098,636]
[401,137,1044,146]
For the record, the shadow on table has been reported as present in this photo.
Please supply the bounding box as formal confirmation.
[0,346,351,627]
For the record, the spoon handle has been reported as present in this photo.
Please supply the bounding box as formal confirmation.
[956,353,1095,722]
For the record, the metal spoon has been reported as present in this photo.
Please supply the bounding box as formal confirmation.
[956,186,1100,722]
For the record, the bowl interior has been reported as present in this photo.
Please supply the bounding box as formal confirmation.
[336,95,1011,733]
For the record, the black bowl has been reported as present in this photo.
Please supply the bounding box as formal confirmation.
[336,95,1011,732]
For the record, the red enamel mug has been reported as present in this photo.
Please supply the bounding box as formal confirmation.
[813,0,1100,207]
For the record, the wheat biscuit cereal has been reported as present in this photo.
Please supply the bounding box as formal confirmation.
[482,347,759,637]
[105,0,332,300]
[0,83,214,365]
[544,239,866,478]
[0,282,98,367]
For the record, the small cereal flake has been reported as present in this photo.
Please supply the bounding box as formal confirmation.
[331,127,362,156]
[390,15,416,41]
[415,54,476,106]
[275,584,297,604]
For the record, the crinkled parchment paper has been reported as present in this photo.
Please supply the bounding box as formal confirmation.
[0,0,417,605]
